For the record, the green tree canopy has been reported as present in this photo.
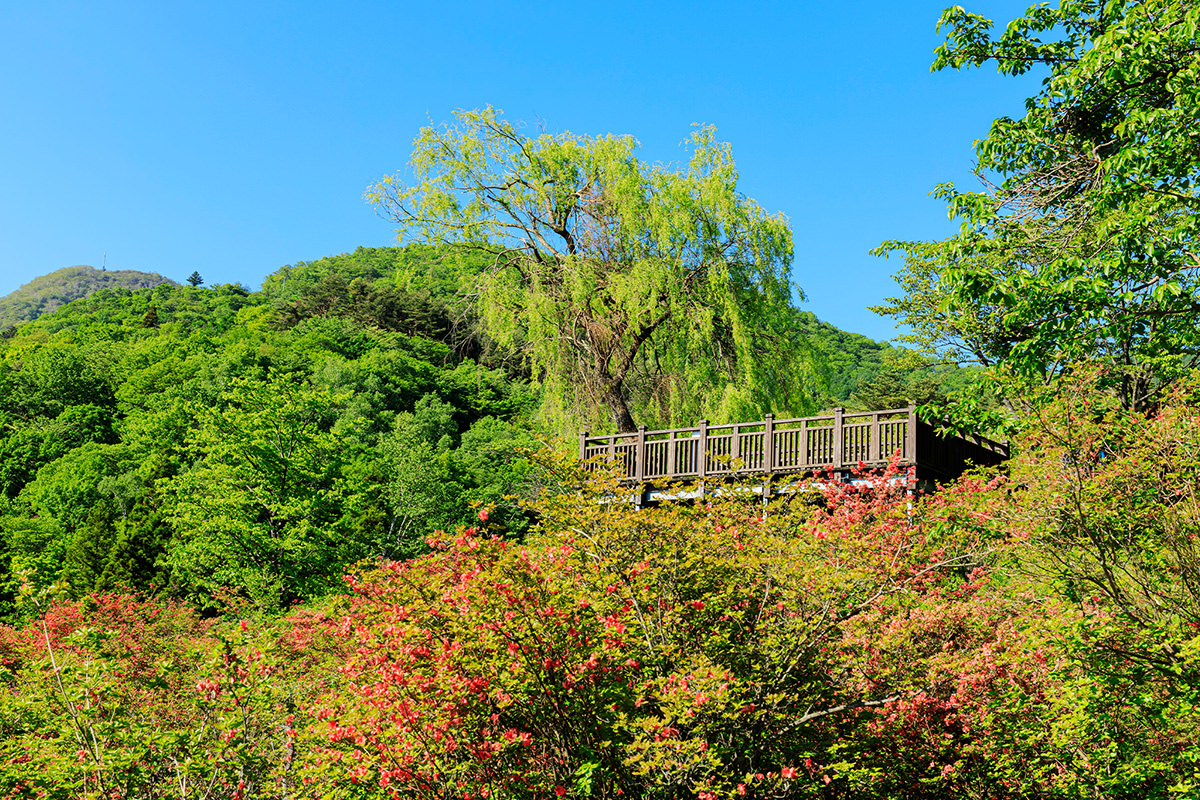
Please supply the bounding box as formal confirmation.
[370,107,820,433]
[876,0,1200,411]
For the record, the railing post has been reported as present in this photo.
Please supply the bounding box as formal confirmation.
[668,430,677,480]
[832,407,844,470]
[869,412,881,464]
[731,424,740,473]
[635,425,646,483]
[763,413,775,475]
[799,417,809,468]
[579,430,589,462]
[905,403,918,464]
[697,419,708,480]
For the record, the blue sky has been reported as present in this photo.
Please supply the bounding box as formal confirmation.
[1,0,1042,341]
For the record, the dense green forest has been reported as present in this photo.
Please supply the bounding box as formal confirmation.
[0,249,540,614]
[3,1,1199,797]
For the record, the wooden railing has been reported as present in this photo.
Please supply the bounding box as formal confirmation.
[579,406,1009,484]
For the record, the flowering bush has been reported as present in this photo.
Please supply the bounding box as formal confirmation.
[0,590,330,799]
[302,455,997,798]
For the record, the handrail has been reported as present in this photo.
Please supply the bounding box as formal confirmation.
[579,405,1009,484]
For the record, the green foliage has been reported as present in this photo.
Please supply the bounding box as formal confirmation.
[0,251,538,614]
[272,271,456,342]
[140,304,159,328]
[161,378,375,611]
[877,0,1200,411]
[261,244,485,309]
[0,245,954,616]
[912,372,1200,797]
[380,397,541,559]
[789,311,976,410]
[371,107,822,433]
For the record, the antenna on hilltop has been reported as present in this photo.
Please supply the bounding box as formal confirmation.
[102,252,107,272]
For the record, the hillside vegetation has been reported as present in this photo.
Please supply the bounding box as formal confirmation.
[0,266,176,330]
[0,247,542,615]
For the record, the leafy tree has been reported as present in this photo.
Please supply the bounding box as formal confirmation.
[377,394,542,558]
[876,0,1200,410]
[162,378,375,610]
[261,244,485,309]
[379,393,465,558]
[0,258,540,610]
[452,414,541,534]
[847,349,951,411]
[370,107,819,433]
[892,372,1200,797]
[0,408,117,500]
[139,304,159,328]
[0,516,66,615]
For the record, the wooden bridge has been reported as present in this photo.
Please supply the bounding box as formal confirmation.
[579,405,1008,492]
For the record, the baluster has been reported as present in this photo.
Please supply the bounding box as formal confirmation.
[869,415,882,463]
[905,403,917,463]
[731,424,740,473]
[833,408,844,470]
[635,425,646,483]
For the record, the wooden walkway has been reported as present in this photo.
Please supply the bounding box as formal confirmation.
[579,405,1008,487]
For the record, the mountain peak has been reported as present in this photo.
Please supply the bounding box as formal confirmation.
[0,265,177,328]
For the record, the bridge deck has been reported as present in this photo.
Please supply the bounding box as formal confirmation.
[579,405,1008,486]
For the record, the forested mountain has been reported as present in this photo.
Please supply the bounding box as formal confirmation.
[0,250,539,615]
[792,310,976,411]
[0,265,175,329]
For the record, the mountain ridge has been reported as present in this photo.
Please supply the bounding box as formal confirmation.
[0,265,177,329]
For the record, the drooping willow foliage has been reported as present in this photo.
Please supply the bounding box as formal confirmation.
[371,107,822,433]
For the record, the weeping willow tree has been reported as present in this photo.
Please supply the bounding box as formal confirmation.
[370,107,821,433]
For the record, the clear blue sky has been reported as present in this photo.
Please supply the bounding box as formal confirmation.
[1,0,1042,341]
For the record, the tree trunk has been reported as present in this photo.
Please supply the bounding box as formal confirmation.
[602,382,638,433]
